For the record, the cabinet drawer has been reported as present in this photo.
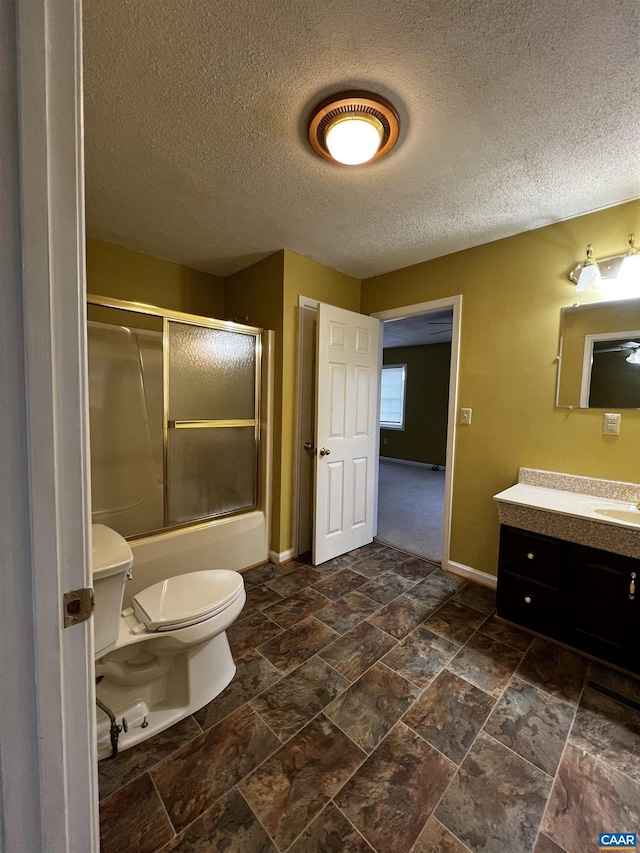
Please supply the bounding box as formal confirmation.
[497,572,563,638]
[499,526,564,586]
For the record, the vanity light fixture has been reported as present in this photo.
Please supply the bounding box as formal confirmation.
[569,234,640,298]
[620,233,640,285]
[571,244,601,292]
[308,91,400,166]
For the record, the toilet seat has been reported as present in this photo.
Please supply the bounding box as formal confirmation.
[132,570,244,632]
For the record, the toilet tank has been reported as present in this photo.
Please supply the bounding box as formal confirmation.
[92,524,133,658]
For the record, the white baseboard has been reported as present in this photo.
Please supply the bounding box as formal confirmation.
[379,456,445,470]
[269,548,296,565]
[446,559,497,589]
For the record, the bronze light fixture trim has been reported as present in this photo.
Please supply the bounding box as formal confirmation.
[308,90,400,166]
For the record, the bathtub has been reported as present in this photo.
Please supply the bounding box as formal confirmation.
[123,509,269,607]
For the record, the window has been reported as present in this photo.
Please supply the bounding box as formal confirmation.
[380,364,406,429]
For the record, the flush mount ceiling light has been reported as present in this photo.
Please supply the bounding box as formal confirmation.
[308,91,400,166]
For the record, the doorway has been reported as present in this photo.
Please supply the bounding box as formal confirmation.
[295,295,461,569]
[376,308,453,562]
[373,297,461,568]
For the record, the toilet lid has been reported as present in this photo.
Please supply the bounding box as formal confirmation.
[132,570,244,632]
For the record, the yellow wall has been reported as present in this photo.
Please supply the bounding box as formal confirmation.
[224,249,360,553]
[86,238,225,316]
[224,252,285,546]
[280,251,361,552]
[224,251,285,333]
[361,199,640,577]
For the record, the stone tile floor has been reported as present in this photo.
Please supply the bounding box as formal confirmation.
[98,542,640,853]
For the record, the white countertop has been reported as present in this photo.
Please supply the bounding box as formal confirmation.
[494,483,640,531]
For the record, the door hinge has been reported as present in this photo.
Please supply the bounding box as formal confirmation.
[63,587,94,628]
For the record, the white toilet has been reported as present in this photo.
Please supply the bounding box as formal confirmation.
[92,524,246,758]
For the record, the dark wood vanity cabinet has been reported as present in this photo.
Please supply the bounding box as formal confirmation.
[497,525,640,674]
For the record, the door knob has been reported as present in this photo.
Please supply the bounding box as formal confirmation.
[304,442,315,452]
[319,447,331,457]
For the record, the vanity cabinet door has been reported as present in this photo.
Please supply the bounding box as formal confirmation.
[567,545,639,672]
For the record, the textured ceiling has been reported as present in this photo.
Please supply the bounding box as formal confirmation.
[383,310,453,347]
[83,0,640,279]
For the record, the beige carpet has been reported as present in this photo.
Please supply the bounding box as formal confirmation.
[376,458,445,563]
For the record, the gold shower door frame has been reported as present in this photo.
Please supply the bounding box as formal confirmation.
[87,294,263,538]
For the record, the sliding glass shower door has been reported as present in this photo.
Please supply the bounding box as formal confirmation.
[166,320,259,524]
[87,297,262,539]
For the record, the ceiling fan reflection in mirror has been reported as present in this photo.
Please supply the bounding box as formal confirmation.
[593,339,640,364]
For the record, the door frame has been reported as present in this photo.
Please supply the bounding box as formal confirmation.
[371,295,462,569]
[1,0,99,849]
[293,296,321,558]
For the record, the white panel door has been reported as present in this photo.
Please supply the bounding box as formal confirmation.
[313,303,381,564]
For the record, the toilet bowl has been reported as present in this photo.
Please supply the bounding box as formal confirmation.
[92,524,246,758]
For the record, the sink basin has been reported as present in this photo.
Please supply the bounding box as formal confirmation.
[593,507,640,527]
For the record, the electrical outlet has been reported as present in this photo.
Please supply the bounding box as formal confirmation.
[460,408,472,425]
[603,413,621,435]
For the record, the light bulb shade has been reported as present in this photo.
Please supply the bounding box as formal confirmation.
[619,253,640,287]
[325,114,383,165]
[308,90,400,165]
[575,262,602,292]
[601,253,640,300]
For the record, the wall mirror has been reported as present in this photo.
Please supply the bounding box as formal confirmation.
[556,297,640,409]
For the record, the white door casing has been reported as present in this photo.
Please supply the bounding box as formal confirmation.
[4,0,100,849]
[296,304,317,555]
[372,295,462,574]
[314,303,381,564]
